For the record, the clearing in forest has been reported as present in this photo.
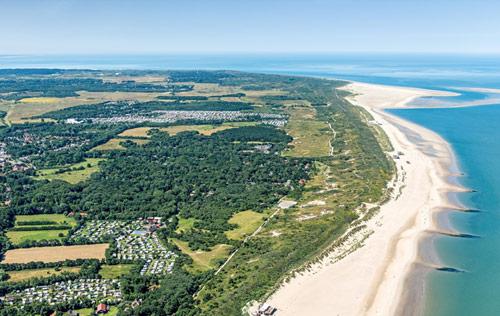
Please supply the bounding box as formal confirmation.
[171,239,231,272]
[34,158,105,184]
[2,244,109,264]
[119,122,258,138]
[225,210,266,240]
[90,138,149,151]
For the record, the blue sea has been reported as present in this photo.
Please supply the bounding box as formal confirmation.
[2,53,500,315]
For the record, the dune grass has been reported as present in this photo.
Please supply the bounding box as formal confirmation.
[283,106,333,157]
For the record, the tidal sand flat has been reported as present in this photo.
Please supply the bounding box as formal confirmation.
[267,82,460,315]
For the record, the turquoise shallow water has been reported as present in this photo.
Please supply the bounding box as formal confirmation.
[390,105,500,316]
[2,54,500,315]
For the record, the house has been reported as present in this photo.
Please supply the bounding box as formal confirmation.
[96,303,109,314]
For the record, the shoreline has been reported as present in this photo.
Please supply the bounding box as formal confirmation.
[265,81,463,315]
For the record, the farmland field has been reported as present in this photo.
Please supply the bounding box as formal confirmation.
[6,266,81,283]
[2,244,109,264]
[34,158,105,184]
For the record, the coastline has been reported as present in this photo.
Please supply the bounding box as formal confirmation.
[265,82,463,315]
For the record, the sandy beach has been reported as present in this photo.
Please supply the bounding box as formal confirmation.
[265,82,462,315]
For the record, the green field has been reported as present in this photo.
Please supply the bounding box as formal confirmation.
[7,266,81,283]
[7,214,77,245]
[34,158,105,184]
[99,264,134,279]
[172,239,231,272]
[225,210,266,240]
[6,230,68,244]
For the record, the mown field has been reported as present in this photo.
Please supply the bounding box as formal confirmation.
[2,244,109,264]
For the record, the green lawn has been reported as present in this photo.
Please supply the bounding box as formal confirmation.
[34,158,106,184]
[99,264,135,279]
[225,210,266,240]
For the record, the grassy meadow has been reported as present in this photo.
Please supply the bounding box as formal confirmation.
[99,264,135,279]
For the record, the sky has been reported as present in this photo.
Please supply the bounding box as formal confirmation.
[1,0,500,55]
